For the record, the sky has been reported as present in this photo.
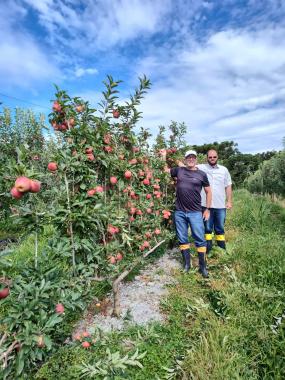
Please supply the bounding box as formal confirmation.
[1,0,285,153]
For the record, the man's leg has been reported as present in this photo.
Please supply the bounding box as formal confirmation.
[174,211,191,271]
[188,211,208,278]
[203,207,214,254]
[214,208,226,249]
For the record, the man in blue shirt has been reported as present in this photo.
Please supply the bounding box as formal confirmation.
[162,149,212,277]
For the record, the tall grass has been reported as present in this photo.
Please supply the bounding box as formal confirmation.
[181,189,285,379]
[32,190,285,379]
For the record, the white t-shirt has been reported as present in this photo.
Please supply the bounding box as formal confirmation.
[197,163,232,208]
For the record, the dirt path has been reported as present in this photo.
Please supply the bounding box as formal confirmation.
[73,249,181,336]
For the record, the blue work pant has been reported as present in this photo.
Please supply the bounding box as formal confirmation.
[174,210,207,253]
[203,208,226,248]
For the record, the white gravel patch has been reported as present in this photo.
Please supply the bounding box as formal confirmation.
[74,249,181,335]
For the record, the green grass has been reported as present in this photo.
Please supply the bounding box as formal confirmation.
[34,190,285,379]
[1,190,284,379]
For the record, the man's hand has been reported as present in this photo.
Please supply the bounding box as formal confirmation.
[177,160,186,167]
[226,201,232,210]
[203,209,210,221]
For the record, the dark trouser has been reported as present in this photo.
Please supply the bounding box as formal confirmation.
[174,211,207,275]
[203,208,226,252]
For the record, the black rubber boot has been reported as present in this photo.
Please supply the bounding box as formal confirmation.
[198,252,209,278]
[206,239,213,254]
[181,249,191,272]
[217,240,226,250]
[181,251,185,266]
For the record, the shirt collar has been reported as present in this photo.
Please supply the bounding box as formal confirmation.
[207,163,219,169]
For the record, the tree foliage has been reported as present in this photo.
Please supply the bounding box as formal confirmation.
[245,151,285,196]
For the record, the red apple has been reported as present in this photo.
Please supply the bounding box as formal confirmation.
[112,109,120,118]
[95,185,104,193]
[103,134,111,144]
[30,180,41,193]
[0,287,10,299]
[82,341,90,348]
[74,334,81,341]
[85,147,93,154]
[154,228,161,235]
[82,331,90,338]
[162,210,171,219]
[104,146,113,153]
[59,122,68,131]
[15,176,31,192]
[108,225,119,235]
[124,171,132,180]
[146,194,152,199]
[86,153,95,161]
[10,187,23,199]
[87,189,96,197]
[143,241,150,248]
[52,101,62,112]
[110,176,118,185]
[108,256,116,264]
[47,162,58,172]
[116,252,123,261]
[55,303,65,314]
[67,118,75,127]
[143,178,150,185]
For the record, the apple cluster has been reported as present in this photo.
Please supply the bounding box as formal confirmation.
[10,176,41,199]
[50,100,85,132]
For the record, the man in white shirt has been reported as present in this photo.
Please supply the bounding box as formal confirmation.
[197,149,232,253]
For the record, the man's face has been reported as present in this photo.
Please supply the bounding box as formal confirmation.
[207,150,218,166]
[184,154,197,168]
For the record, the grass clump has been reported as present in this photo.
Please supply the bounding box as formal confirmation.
[29,190,285,379]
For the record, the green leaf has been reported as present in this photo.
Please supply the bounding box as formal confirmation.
[15,350,25,375]
[45,314,63,329]
[44,335,53,350]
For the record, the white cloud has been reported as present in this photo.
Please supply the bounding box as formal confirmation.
[22,0,172,50]
[1,0,285,153]
[0,0,61,89]
[136,27,285,152]
[74,67,98,78]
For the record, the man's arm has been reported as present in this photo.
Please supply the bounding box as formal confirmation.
[158,149,171,173]
[159,149,185,173]
[203,186,212,221]
[225,185,232,209]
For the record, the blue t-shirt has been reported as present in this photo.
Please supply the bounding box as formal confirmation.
[170,167,209,212]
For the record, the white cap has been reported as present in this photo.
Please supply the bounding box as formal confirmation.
[184,149,197,158]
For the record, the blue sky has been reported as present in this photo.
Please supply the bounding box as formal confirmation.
[1,0,285,153]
